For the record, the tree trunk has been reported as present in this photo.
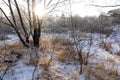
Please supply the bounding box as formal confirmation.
[33,27,40,48]
[32,0,41,48]
[26,36,29,44]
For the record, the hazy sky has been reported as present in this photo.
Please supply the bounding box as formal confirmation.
[1,0,120,17]
[70,0,120,17]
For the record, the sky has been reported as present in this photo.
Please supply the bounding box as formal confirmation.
[0,0,120,17]
[70,0,120,17]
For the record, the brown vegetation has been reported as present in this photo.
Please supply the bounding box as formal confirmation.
[40,36,74,61]
[84,62,120,80]
[39,55,52,68]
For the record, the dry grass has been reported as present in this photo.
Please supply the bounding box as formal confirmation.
[40,37,73,51]
[94,63,105,70]
[0,41,23,51]
[39,36,74,61]
[54,49,70,60]
[0,41,24,60]
[0,36,74,67]
[53,48,74,62]
[0,41,26,68]
[51,37,73,46]
[38,71,52,80]
[0,36,74,65]
[52,37,74,61]
[6,43,23,50]
[39,55,52,68]
[84,63,120,80]
[40,37,52,52]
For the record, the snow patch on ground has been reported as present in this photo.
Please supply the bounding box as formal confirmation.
[3,61,34,80]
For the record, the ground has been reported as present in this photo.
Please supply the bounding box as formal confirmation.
[0,25,120,80]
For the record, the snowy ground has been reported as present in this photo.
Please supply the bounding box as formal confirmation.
[0,25,120,80]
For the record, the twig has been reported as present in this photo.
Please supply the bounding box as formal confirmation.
[32,64,38,80]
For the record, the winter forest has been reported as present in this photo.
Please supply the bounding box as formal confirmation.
[0,0,120,80]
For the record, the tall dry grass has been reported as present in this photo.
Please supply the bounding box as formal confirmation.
[39,36,74,61]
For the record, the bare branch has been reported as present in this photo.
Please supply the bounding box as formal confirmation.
[46,0,67,9]
[8,0,17,28]
[46,0,60,14]
[2,0,9,7]
[0,7,29,47]
[27,0,33,37]
[46,0,53,8]
[0,7,14,28]
[14,0,29,38]
[90,4,120,7]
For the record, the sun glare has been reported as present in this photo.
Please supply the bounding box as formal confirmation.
[35,5,46,17]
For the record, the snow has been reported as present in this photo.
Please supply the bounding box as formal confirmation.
[3,61,35,80]
[49,60,86,80]
[7,34,18,40]
[1,25,120,80]
[0,34,19,46]
[111,43,120,54]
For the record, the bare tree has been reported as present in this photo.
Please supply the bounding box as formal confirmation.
[0,0,66,48]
